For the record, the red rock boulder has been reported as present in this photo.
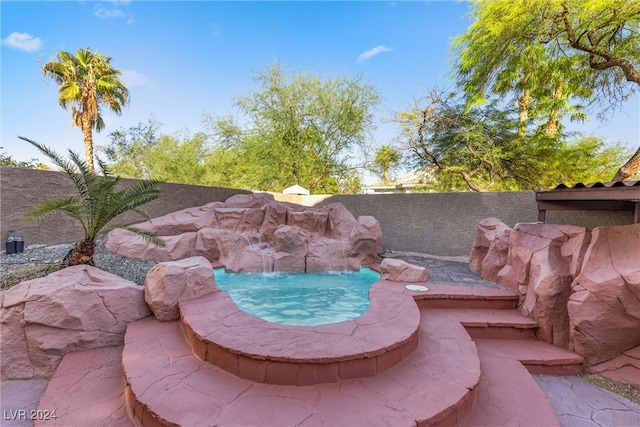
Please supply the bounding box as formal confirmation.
[325,203,358,240]
[568,223,640,366]
[144,257,219,321]
[496,223,590,348]
[208,229,251,273]
[380,258,431,283]
[103,229,198,261]
[346,216,382,270]
[134,201,222,235]
[287,210,328,236]
[469,217,512,282]
[236,243,276,273]
[224,192,275,208]
[1,266,150,380]
[273,225,309,272]
[306,237,348,272]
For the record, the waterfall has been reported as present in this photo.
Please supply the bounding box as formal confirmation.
[339,239,348,272]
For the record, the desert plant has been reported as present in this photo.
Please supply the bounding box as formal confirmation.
[20,136,165,266]
[42,48,130,172]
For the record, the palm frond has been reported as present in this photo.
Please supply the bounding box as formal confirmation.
[21,136,163,248]
[22,197,83,222]
[100,182,162,229]
[19,137,73,173]
[23,197,89,238]
[95,156,112,177]
[19,137,93,200]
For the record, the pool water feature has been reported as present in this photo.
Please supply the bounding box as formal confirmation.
[214,267,380,326]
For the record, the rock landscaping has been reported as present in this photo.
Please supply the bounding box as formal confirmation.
[103,193,382,273]
[469,219,640,372]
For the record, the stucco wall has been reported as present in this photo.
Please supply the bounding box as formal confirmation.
[1,167,634,256]
[318,192,537,256]
[315,193,634,256]
[0,167,250,247]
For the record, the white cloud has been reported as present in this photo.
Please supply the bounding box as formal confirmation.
[94,2,133,23]
[120,70,154,88]
[357,45,392,63]
[1,32,42,52]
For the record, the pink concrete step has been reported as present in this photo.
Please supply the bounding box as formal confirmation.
[179,282,421,385]
[34,346,133,427]
[462,341,560,427]
[461,339,583,426]
[427,308,538,340]
[474,339,584,375]
[381,280,519,310]
[122,312,480,427]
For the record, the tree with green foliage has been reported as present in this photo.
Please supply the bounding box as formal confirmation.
[101,117,160,178]
[373,145,402,184]
[43,48,130,172]
[394,89,628,191]
[1,147,48,169]
[395,90,532,191]
[101,120,240,188]
[452,0,640,180]
[20,136,164,266]
[540,135,632,187]
[104,65,378,194]
[207,63,380,193]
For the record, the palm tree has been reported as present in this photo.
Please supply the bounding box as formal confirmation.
[20,137,165,267]
[43,48,129,172]
[374,145,401,184]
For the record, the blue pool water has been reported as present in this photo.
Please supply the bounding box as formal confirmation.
[214,268,380,326]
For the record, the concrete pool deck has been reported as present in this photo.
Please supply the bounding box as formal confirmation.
[2,255,639,426]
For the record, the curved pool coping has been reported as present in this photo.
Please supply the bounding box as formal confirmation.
[179,280,421,385]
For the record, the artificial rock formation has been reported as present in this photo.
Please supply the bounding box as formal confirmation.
[468,217,512,283]
[0,265,150,380]
[495,223,590,348]
[144,256,219,321]
[469,218,640,369]
[568,223,640,366]
[380,258,431,283]
[104,193,382,273]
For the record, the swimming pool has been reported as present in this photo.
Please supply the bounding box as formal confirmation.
[214,267,380,326]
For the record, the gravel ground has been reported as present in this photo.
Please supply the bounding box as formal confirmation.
[1,242,638,405]
[1,239,158,289]
[578,373,640,405]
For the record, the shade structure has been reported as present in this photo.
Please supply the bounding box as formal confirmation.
[282,184,310,195]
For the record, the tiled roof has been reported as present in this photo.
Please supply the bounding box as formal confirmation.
[536,180,640,223]
[553,180,640,190]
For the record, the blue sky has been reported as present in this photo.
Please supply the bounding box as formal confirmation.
[2,0,639,176]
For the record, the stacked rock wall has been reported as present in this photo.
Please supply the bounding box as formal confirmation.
[103,193,382,273]
[469,219,640,367]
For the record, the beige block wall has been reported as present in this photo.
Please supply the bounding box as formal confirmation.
[1,167,634,256]
[0,167,250,247]
[315,193,633,256]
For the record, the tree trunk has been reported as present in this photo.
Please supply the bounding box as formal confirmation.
[64,240,96,266]
[543,116,558,137]
[612,145,640,181]
[543,84,563,138]
[82,118,95,172]
[518,73,532,136]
